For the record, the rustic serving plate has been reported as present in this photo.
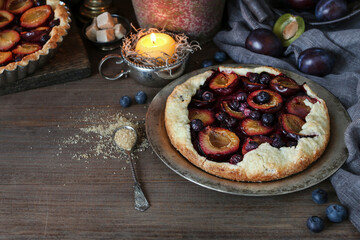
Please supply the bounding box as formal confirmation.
[146,64,350,196]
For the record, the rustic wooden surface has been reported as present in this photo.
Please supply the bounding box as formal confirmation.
[0,22,91,96]
[0,1,359,239]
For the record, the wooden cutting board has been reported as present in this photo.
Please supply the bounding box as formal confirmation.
[0,23,91,95]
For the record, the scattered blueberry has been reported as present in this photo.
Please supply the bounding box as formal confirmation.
[229,154,243,164]
[190,119,204,132]
[249,110,261,120]
[120,96,132,108]
[326,204,348,223]
[134,91,147,104]
[214,51,228,63]
[235,92,248,102]
[248,73,260,83]
[261,113,274,126]
[201,60,214,68]
[202,91,214,101]
[259,72,272,85]
[255,91,271,104]
[312,189,328,204]
[307,216,325,233]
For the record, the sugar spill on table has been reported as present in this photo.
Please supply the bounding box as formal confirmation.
[57,107,150,168]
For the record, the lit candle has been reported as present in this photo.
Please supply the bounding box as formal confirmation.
[135,33,176,62]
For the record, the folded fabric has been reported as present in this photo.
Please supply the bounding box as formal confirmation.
[213,0,360,231]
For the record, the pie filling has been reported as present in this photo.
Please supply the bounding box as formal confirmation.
[188,70,319,163]
[0,0,62,66]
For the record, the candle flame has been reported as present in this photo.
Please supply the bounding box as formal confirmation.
[150,33,156,44]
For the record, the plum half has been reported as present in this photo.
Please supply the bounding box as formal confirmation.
[198,126,240,161]
[221,101,245,119]
[241,118,274,136]
[247,89,283,113]
[242,136,272,155]
[209,72,239,95]
[188,108,215,126]
[273,14,305,47]
[269,76,300,96]
[279,113,309,139]
[286,95,317,119]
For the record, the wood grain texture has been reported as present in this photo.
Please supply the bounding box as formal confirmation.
[0,0,359,239]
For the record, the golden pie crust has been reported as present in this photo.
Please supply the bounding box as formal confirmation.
[0,0,71,74]
[165,66,330,182]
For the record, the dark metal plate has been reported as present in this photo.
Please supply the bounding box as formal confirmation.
[145,64,350,196]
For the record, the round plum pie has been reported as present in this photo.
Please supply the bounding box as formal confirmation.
[165,66,330,182]
[0,0,70,74]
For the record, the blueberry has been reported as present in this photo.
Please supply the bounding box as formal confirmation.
[271,136,285,148]
[190,119,204,132]
[202,91,214,101]
[229,100,240,111]
[235,92,248,102]
[307,216,324,233]
[287,141,298,147]
[326,204,348,223]
[248,73,260,83]
[312,189,328,204]
[229,154,243,164]
[261,113,274,126]
[201,60,214,68]
[245,141,259,152]
[120,96,132,108]
[224,116,237,129]
[214,51,228,63]
[249,110,261,120]
[255,91,271,104]
[259,72,271,85]
[134,91,147,104]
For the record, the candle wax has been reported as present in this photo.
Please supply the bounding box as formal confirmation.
[135,33,176,61]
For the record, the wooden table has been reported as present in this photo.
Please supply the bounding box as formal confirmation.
[0,1,359,239]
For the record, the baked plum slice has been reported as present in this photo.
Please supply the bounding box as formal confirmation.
[21,26,50,43]
[188,108,215,126]
[247,89,283,113]
[198,126,240,160]
[221,101,245,119]
[241,76,266,91]
[241,118,274,136]
[286,95,317,119]
[20,5,53,29]
[270,76,300,96]
[0,30,20,51]
[209,72,239,95]
[0,51,13,65]
[0,10,14,28]
[279,113,311,139]
[242,136,272,155]
[6,0,34,15]
[12,42,41,55]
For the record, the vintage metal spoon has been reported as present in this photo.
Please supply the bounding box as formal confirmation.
[113,126,150,212]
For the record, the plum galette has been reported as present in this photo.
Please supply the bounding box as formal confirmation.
[165,66,330,182]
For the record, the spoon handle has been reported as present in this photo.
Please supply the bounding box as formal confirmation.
[127,151,150,212]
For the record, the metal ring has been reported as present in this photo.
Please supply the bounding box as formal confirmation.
[98,54,131,81]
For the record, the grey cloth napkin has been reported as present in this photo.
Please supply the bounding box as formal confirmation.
[213,0,360,231]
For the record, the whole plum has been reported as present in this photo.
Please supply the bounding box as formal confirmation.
[297,48,335,76]
[315,0,347,21]
[245,28,283,57]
